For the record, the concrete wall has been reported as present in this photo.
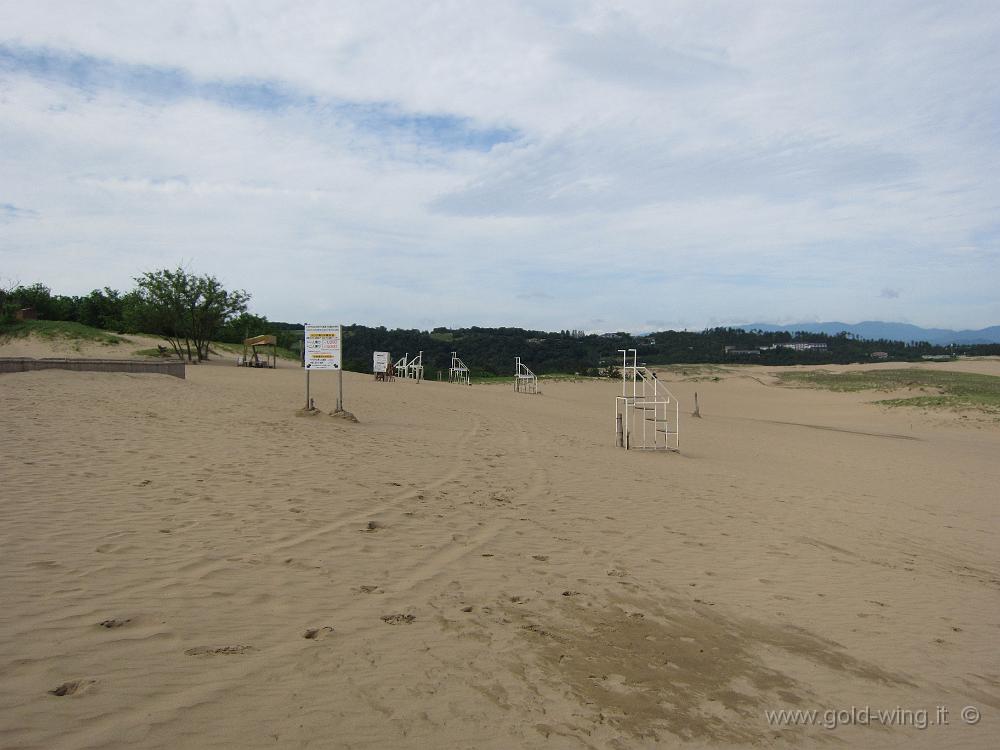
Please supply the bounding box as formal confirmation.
[0,358,185,379]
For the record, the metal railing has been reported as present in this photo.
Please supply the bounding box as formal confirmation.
[514,356,539,394]
[394,351,423,382]
[615,349,679,451]
[449,352,470,385]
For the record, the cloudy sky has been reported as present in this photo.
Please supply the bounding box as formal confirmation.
[1,1,998,331]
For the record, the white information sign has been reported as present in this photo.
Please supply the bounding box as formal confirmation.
[304,324,342,370]
[373,351,390,373]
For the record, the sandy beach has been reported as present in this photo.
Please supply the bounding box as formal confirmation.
[1,346,997,749]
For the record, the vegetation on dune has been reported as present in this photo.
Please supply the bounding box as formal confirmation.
[776,369,1000,413]
[0,320,300,363]
[2,271,250,363]
[0,319,124,346]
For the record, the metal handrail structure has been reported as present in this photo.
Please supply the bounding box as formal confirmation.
[407,351,424,382]
[394,351,424,382]
[393,353,408,380]
[449,352,470,385]
[514,356,539,394]
[614,349,679,451]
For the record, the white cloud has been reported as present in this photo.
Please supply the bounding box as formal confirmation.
[1,1,998,330]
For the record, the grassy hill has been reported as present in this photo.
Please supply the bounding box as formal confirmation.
[777,369,1000,414]
[0,319,126,347]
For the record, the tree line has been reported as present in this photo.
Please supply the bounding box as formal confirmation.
[3,270,998,370]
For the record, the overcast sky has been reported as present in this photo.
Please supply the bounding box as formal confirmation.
[1,1,998,331]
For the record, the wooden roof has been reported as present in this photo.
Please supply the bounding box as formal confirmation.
[243,335,277,346]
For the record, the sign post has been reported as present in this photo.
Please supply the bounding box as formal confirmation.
[304,324,343,411]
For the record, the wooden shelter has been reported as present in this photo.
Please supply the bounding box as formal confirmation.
[239,335,277,368]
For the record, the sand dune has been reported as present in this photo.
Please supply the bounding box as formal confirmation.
[0,332,172,360]
[1,353,997,748]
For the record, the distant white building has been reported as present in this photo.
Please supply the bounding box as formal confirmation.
[760,342,828,351]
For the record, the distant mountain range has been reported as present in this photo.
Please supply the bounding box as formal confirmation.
[735,321,1000,345]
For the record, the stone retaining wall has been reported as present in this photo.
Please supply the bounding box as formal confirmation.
[0,358,185,379]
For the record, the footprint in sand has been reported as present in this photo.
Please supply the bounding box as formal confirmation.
[381,613,415,625]
[303,626,334,640]
[98,617,131,629]
[357,585,382,594]
[185,645,255,656]
[49,679,95,697]
[532,555,549,562]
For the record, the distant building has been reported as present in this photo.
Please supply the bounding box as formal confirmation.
[15,307,36,321]
[871,351,889,360]
[760,342,828,351]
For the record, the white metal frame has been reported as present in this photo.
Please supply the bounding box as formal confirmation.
[393,351,424,382]
[615,349,679,451]
[408,351,424,382]
[449,351,470,385]
[393,353,408,380]
[514,356,539,394]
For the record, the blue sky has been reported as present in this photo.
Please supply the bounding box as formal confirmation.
[1,1,998,330]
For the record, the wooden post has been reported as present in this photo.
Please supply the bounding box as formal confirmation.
[616,413,623,447]
[692,391,702,418]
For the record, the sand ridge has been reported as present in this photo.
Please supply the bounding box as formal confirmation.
[0,357,998,748]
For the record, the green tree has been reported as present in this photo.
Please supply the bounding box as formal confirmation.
[132,268,250,361]
[0,277,16,322]
[217,312,271,344]
[79,287,126,331]
[8,283,82,321]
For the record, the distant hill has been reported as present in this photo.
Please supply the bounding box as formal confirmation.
[736,321,1000,345]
